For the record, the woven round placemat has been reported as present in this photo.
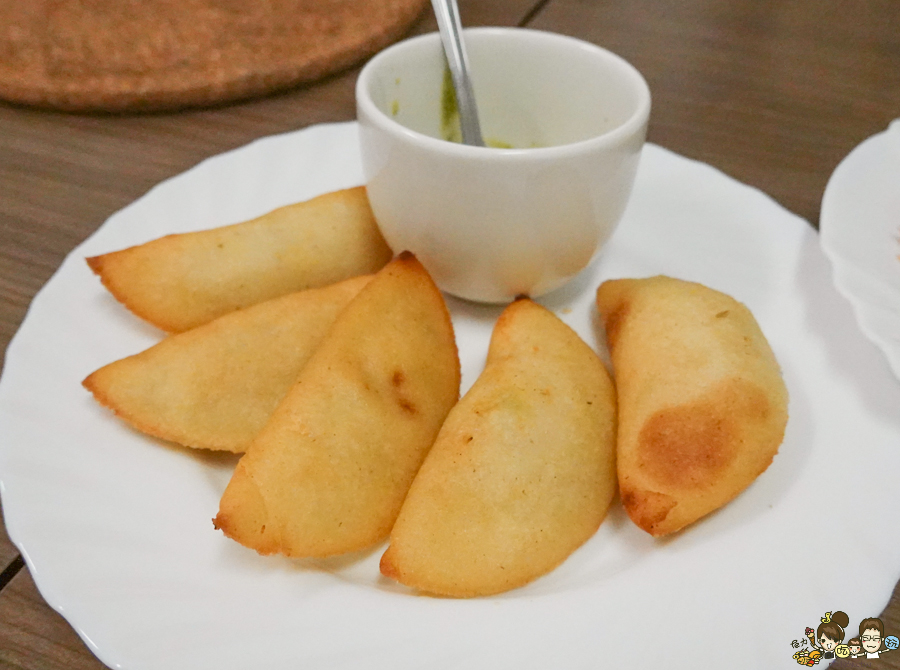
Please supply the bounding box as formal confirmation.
[0,0,427,112]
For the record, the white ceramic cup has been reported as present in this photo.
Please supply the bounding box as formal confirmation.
[356,27,651,303]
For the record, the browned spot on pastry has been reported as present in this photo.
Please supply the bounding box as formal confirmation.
[638,402,736,489]
[601,300,629,349]
[638,380,771,489]
[390,369,416,414]
[379,547,400,579]
[85,255,104,275]
[621,487,677,535]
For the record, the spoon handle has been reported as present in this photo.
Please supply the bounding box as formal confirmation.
[431,0,485,146]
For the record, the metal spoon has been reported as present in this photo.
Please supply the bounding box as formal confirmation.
[431,0,485,146]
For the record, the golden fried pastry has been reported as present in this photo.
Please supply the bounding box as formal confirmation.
[214,253,460,557]
[87,187,392,332]
[82,275,372,453]
[596,276,788,536]
[380,298,617,597]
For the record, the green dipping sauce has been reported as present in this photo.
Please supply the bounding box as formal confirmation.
[440,66,515,149]
[440,66,463,144]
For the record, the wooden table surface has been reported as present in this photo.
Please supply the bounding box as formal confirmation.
[1,1,898,668]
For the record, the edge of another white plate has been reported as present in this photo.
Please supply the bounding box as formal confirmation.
[820,119,900,381]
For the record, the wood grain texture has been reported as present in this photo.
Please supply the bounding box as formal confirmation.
[0,571,107,670]
[0,1,542,668]
[0,502,18,570]
[529,0,900,226]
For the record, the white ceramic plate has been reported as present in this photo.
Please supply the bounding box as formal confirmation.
[2,122,900,670]
[820,119,900,382]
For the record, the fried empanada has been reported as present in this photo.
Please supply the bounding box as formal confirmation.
[87,187,392,332]
[214,253,460,557]
[596,276,788,536]
[380,299,617,597]
[83,275,372,452]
